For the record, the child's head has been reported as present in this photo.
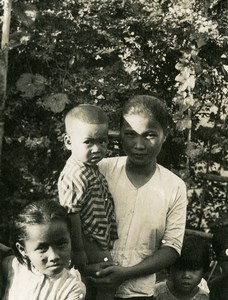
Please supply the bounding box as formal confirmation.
[212,225,228,276]
[120,95,169,166]
[170,235,210,296]
[13,200,72,277]
[64,104,109,164]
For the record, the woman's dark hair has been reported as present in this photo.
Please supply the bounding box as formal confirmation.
[121,95,170,134]
[173,235,210,273]
[12,199,71,266]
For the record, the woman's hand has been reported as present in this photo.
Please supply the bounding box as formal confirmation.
[89,265,128,290]
[84,261,117,277]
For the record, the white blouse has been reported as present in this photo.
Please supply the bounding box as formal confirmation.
[99,156,187,298]
[3,256,86,300]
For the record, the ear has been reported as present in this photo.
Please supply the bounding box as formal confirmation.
[162,134,167,143]
[16,242,27,257]
[64,134,72,150]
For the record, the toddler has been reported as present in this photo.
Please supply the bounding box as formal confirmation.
[58,104,118,300]
[154,235,210,300]
[209,224,228,300]
[1,199,86,300]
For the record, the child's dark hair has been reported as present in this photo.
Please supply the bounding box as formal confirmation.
[173,235,210,273]
[12,199,71,266]
[212,225,228,258]
[121,95,170,134]
[65,104,108,134]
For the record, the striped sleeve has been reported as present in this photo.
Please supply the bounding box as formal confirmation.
[58,165,89,214]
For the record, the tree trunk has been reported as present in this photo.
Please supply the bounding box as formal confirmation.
[0,0,12,173]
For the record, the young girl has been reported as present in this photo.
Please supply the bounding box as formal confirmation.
[154,235,210,300]
[92,95,187,299]
[1,199,86,300]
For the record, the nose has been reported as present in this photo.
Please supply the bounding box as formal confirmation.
[47,247,60,262]
[182,270,192,279]
[91,143,100,153]
[134,136,146,149]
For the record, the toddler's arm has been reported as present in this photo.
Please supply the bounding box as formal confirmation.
[69,213,88,272]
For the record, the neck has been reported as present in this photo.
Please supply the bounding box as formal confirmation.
[126,158,156,175]
[167,281,199,300]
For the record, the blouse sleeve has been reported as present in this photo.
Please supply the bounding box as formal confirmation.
[65,269,86,300]
[65,282,86,300]
[161,180,187,254]
[58,167,89,214]
[98,158,109,177]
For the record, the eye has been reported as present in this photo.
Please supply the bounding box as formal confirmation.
[56,239,69,248]
[36,244,48,253]
[124,131,136,137]
[145,133,157,139]
[84,139,93,145]
[99,138,108,145]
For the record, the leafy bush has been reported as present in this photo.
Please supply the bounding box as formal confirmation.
[0,0,227,244]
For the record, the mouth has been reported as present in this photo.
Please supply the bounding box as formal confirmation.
[47,264,62,270]
[90,156,102,162]
[132,153,147,159]
[181,282,192,288]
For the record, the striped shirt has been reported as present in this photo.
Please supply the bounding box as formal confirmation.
[58,156,118,250]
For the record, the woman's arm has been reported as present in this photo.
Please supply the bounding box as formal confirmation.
[91,246,178,289]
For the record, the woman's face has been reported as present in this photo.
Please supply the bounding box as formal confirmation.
[120,113,166,166]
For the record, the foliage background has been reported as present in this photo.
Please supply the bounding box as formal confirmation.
[0,0,227,245]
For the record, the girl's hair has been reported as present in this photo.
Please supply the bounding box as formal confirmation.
[121,95,170,133]
[12,199,71,266]
[173,235,210,273]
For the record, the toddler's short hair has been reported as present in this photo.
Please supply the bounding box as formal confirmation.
[173,235,210,273]
[65,104,108,134]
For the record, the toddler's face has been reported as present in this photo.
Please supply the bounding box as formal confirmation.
[171,268,204,295]
[65,120,108,164]
[17,221,71,277]
[120,113,166,167]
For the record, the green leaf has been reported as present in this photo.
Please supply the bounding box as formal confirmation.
[16,73,47,99]
[42,93,70,113]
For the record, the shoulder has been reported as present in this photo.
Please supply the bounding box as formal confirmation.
[63,269,86,298]
[154,281,169,296]
[2,255,14,279]
[197,287,209,298]
[98,156,127,175]
[61,160,92,187]
[156,164,186,188]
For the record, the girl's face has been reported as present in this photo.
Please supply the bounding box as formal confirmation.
[171,268,203,295]
[120,113,166,166]
[17,220,71,277]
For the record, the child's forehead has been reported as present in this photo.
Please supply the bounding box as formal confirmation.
[67,118,108,130]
